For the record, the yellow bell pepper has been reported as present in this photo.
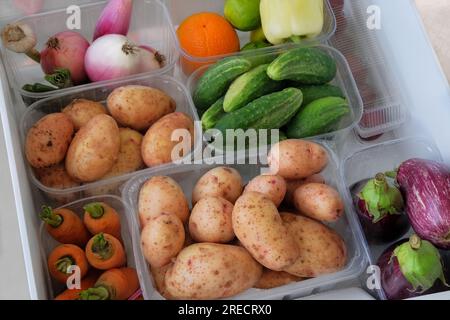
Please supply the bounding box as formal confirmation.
[260,0,324,45]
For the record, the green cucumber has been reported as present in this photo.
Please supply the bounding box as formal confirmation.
[201,97,226,130]
[224,64,284,112]
[267,47,337,84]
[193,57,252,110]
[215,87,303,133]
[293,84,345,106]
[241,41,272,51]
[286,96,350,138]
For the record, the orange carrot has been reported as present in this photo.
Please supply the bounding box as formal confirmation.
[85,233,126,270]
[83,202,122,241]
[48,244,89,284]
[79,268,139,300]
[54,272,98,300]
[40,206,90,247]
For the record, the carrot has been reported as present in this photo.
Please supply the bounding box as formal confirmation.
[48,244,89,284]
[79,268,140,300]
[83,202,122,241]
[54,272,99,300]
[40,206,90,247]
[85,233,126,270]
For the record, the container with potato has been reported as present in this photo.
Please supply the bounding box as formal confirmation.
[21,76,199,203]
[124,139,365,300]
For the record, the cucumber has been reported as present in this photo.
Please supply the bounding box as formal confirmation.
[215,88,303,133]
[241,41,271,51]
[293,84,344,106]
[286,96,350,138]
[201,97,226,130]
[224,64,284,112]
[267,47,337,84]
[193,57,252,110]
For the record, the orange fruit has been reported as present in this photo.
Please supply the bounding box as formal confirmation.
[177,12,240,75]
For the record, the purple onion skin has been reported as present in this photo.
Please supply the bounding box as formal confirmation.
[378,239,448,300]
[397,158,450,249]
[351,180,409,244]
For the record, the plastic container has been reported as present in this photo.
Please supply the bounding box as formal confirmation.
[340,136,444,300]
[21,73,202,204]
[164,0,336,76]
[1,0,179,105]
[122,142,368,300]
[328,0,408,139]
[39,195,138,299]
[187,44,363,142]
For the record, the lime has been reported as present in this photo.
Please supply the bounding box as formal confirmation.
[224,0,261,31]
[250,27,266,42]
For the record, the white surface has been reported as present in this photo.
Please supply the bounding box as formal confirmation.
[0,98,29,299]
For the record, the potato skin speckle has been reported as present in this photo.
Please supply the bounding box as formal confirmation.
[244,175,286,207]
[165,243,262,300]
[26,113,74,168]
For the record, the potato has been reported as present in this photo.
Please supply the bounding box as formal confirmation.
[141,213,185,268]
[293,183,344,222]
[138,176,189,226]
[62,99,107,131]
[141,112,194,168]
[283,174,325,207]
[189,196,234,243]
[268,139,328,180]
[65,114,120,182]
[150,263,176,300]
[232,192,299,271]
[102,128,144,179]
[192,167,243,205]
[25,113,74,168]
[34,164,80,204]
[254,269,302,289]
[107,85,176,131]
[281,213,347,278]
[165,243,262,299]
[244,175,286,207]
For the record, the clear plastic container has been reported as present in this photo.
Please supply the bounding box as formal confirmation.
[1,0,179,105]
[164,0,336,76]
[328,0,409,139]
[122,142,368,300]
[21,74,202,204]
[187,44,363,141]
[340,136,444,300]
[39,195,138,299]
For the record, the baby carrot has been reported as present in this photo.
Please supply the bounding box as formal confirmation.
[40,206,90,247]
[54,272,99,300]
[48,244,89,284]
[79,268,140,300]
[83,202,122,241]
[85,233,126,270]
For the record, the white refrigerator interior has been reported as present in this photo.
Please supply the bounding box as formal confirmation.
[0,0,449,299]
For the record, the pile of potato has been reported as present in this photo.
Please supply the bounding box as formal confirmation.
[138,139,348,300]
[25,85,195,193]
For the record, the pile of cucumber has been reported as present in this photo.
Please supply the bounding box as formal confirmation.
[193,47,350,139]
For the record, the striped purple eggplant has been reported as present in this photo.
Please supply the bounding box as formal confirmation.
[397,158,450,249]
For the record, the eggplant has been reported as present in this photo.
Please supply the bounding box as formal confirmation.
[351,173,409,244]
[378,234,448,300]
[397,158,450,249]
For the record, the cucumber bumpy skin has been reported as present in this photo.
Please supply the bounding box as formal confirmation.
[267,47,337,85]
[193,57,252,111]
[286,96,350,138]
[215,87,303,133]
[224,64,284,113]
[293,84,344,106]
[201,97,226,130]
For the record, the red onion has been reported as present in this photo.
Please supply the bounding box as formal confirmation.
[40,31,90,85]
[93,0,133,41]
[85,34,141,82]
[138,45,165,72]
